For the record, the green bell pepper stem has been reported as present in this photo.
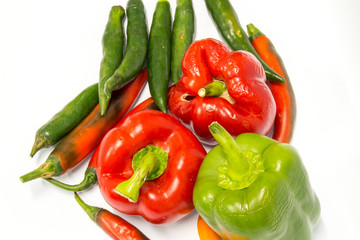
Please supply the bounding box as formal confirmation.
[209,122,250,175]
[209,122,264,190]
[115,145,168,203]
[198,81,226,97]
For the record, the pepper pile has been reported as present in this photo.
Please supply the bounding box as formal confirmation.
[20,0,320,240]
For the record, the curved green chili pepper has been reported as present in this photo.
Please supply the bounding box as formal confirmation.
[204,0,285,83]
[101,0,148,116]
[98,6,125,116]
[148,0,172,113]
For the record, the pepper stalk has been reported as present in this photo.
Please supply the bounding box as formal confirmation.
[209,122,264,190]
[115,145,168,203]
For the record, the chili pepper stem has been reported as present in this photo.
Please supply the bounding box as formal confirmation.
[44,167,97,191]
[246,23,264,42]
[19,157,63,183]
[209,122,264,190]
[198,81,226,97]
[74,192,100,222]
[30,134,49,157]
[115,152,158,203]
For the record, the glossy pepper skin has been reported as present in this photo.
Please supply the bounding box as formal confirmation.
[97,109,206,224]
[193,122,321,240]
[168,38,276,145]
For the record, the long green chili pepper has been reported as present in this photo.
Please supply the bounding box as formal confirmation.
[171,0,194,84]
[101,0,148,116]
[148,0,172,113]
[204,0,285,83]
[30,83,98,157]
[98,6,125,116]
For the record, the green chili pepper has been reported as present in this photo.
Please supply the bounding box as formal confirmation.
[204,0,285,83]
[148,0,172,113]
[171,0,194,84]
[98,6,125,116]
[30,83,98,157]
[193,122,320,240]
[101,0,148,116]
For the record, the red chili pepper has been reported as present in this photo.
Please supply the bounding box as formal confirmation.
[43,97,161,191]
[97,109,207,224]
[20,69,147,183]
[247,24,296,143]
[74,192,150,240]
[168,38,276,145]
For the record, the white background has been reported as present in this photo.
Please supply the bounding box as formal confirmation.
[1,0,360,239]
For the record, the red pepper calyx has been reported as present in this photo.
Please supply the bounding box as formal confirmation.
[209,122,264,190]
[115,145,168,203]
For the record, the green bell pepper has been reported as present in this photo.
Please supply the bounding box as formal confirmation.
[193,122,320,240]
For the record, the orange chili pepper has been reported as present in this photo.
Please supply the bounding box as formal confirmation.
[247,23,296,143]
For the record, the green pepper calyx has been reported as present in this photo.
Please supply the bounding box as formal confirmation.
[209,122,264,190]
[115,145,168,202]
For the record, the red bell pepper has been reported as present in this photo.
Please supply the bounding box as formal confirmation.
[168,38,276,145]
[96,109,207,224]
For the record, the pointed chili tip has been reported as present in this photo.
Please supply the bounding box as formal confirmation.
[156,100,167,113]
[99,97,110,116]
[30,135,49,157]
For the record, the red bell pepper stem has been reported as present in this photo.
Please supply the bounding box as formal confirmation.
[74,192,150,240]
[247,23,296,143]
[198,81,226,97]
[115,145,168,203]
[116,153,157,203]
